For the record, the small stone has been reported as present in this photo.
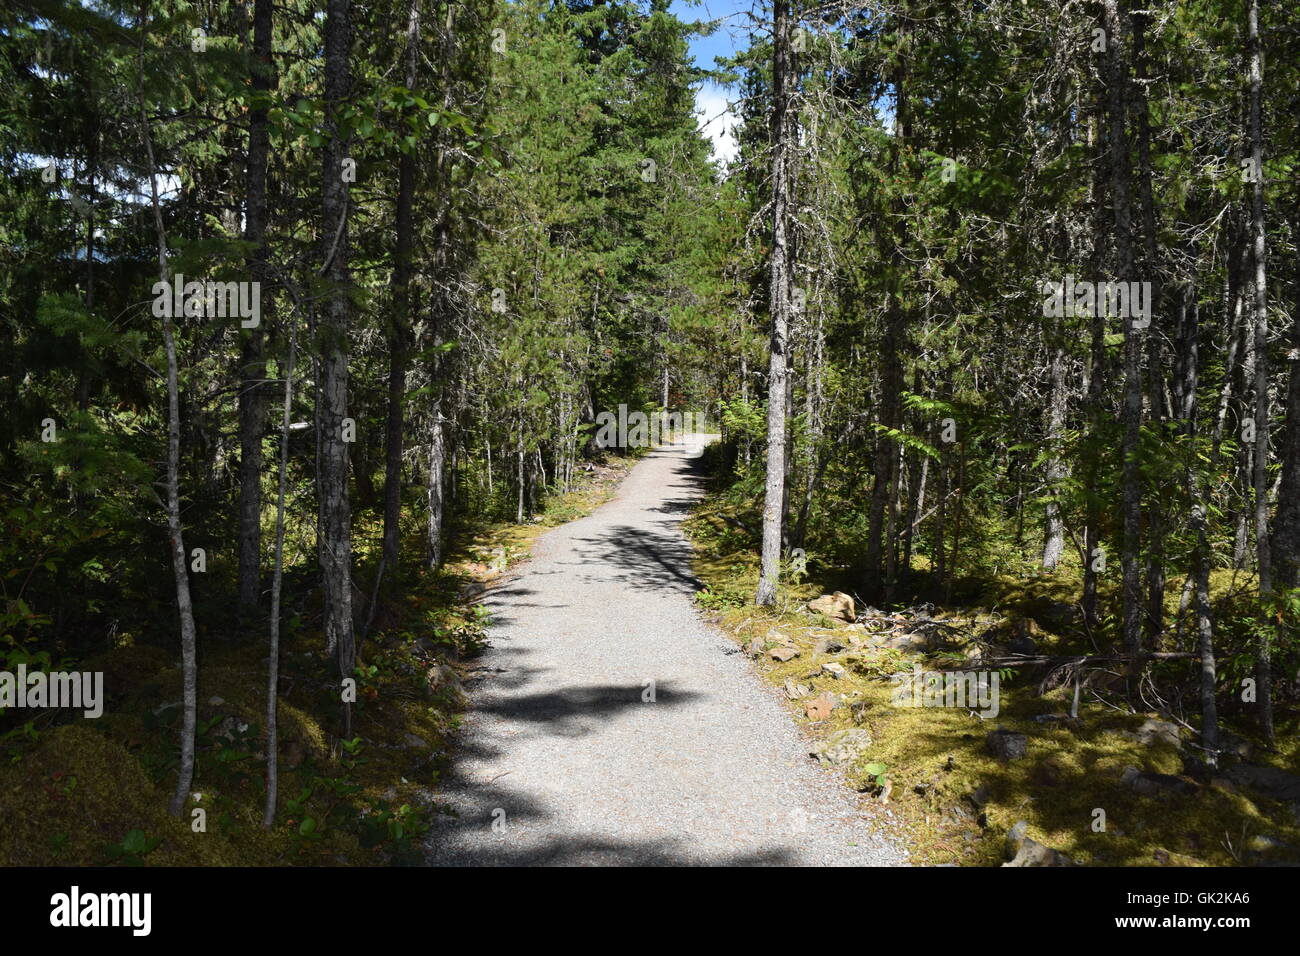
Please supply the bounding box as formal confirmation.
[1223,763,1300,802]
[1120,766,1198,798]
[1128,718,1184,749]
[784,678,811,700]
[744,636,765,658]
[804,693,837,721]
[811,728,873,766]
[770,646,800,662]
[813,636,846,655]
[986,729,1028,761]
[821,662,847,680]
[1003,820,1074,867]
[208,696,225,707]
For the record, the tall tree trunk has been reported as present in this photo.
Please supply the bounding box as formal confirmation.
[1133,9,1166,646]
[1176,288,1218,764]
[755,0,794,607]
[1246,0,1274,743]
[1104,0,1143,659]
[264,287,299,826]
[1271,285,1300,592]
[1041,337,1068,570]
[383,0,421,577]
[237,0,275,620]
[139,50,197,817]
[427,403,446,568]
[320,0,356,736]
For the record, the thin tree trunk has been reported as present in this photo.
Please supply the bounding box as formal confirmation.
[1104,0,1143,659]
[237,0,275,620]
[1246,0,1274,743]
[1177,288,1218,764]
[755,0,794,607]
[320,0,356,736]
[383,0,421,577]
[264,286,299,827]
[139,49,197,817]
[427,405,446,568]
[1041,338,1068,570]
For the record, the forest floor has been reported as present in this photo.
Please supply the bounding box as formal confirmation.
[422,438,907,865]
[685,485,1300,867]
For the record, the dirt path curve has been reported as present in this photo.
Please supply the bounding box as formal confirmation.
[425,438,907,866]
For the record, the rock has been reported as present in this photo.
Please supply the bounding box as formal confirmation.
[1153,849,1172,865]
[1244,834,1300,867]
[967,783,992,808]
[1223,764,1300,803]
[208,696,225,707]
[811,728,872,766]
[804,693,837,721]
[883,631,930,652]
[425,663,462,697]
[813,636,846,655]
[820,662,847,680]
[744,636,766,659]
[1007,633,1038,656]
[784,678,811,700]
[459,581,488,601]
[213,715,249,742]
[807,592,856,624]
[1216,729,1254,761]
[403,733,428,750]
[1003,821,1074,867]
[1120,766,1198,798]
[1128,718,1184,749]
[986,729,1028,761]
[769,646,800,662]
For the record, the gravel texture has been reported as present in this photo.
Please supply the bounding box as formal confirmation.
[424,439,908,866]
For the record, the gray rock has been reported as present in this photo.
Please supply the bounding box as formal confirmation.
[1216,729,1254,761]
[986,729,1028,761]
[1120,766,1198,798]
[813,636,846,655]
[883,631,930,652]
[1128,718,1184,749]
[1224,764,1300,803]
[1003,820,1074,866]
[811,728,873,767]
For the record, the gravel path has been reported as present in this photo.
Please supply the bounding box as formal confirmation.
[424,438,908,866]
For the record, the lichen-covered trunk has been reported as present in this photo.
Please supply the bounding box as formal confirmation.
[1104,0,1143,659]
[237,0,274,619]
[755,0,793,607]
[1246,0,1274,743]
[320,0,355,735]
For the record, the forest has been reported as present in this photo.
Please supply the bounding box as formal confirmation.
[1,0,1299,872]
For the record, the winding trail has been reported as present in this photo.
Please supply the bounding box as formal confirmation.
[425,438,907,866]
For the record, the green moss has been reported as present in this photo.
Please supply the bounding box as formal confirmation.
[686,497,1300,867]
